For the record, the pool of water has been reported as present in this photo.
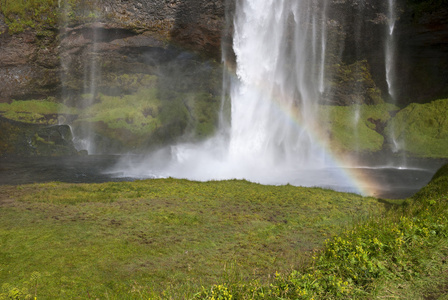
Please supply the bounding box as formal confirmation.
[0,155,446,199]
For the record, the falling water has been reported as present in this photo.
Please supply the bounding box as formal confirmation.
[228,0,326,168]
[115,0,362,193]
[59,0,101,154]
[73,23,101,154]
[385,0,405,157]
[318,1,328,95]
[385,0,396,101]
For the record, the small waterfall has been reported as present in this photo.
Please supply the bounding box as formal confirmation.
[385,0,396,101]
[75,21,101,154]
[385,0,405,157]
[59,0,101,154]
[318,1,328,95]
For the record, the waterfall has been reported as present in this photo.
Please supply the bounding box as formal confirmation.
[228,0,327,168]
[115,0,363,193]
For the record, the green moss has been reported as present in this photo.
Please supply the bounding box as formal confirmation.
[76,88,162,137]
[0,99,78,125]
[326,60,384,105]
[0,119,21,155]
[385,99,448,158]
[183,92,221,138]
[73,79,221,151]
[0,0,59,34]
[0,0,104,34]
[0,117,76,156]
[319,103,398,153]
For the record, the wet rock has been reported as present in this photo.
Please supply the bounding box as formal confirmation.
[0,117,78,157]
[0,30,60,102]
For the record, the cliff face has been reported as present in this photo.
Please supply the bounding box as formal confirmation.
[0,0,228,103]
[0,0,229,155]
[395,3,448,104]
[1,0,446,105]
[96,0,227,58]
[0,29,60,102]
[325,0,448,106]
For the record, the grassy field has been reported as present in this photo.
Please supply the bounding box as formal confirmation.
[0,179,383,299]
[1,164,447,299]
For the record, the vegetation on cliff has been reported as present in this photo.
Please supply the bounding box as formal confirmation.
[0,0,58,34]
[71,87,221,152]
[325,60,384,106]
[0,99,77,125]
[0,117,77,157]
[319,103,398,154]
[3,97,448,158]
[0,0,103,34]
[385,99,448,158]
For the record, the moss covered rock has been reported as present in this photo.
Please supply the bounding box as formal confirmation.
[0,116,77,157]
[323,60,384,106]
[385,99,448,158]
[71,86,221,153]
[0,0,58,34]
[0,99,78,124]
[319,103,398,154]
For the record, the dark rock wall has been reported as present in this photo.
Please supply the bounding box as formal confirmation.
[395,3,448,104]
[326,0,448,106]
[0,0,228,103]
[97,0,227,58]
[0,30,60,102]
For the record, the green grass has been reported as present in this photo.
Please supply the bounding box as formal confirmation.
[197,164,448,299]
[0,180,383,299]
[1,164,448,299]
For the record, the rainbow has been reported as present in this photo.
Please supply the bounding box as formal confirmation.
[224,61,381,197]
